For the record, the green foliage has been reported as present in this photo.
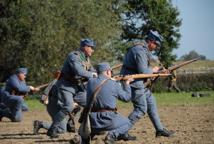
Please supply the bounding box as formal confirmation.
[0,0,121,83]
[118,0,182,67]
[178,73,214,91]
[152,72,214,92]
[0,0,183,84]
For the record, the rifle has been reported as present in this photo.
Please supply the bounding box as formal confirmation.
[11,83,49,97]
[35,83,49,90]
[111,64,122,70]
[158,58,200,73]
[113,73,171,81]
[145,58,200,88]
[34,70,61,91]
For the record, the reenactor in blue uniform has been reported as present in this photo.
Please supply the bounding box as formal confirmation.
[0,68,39,122]
[120,30,175,137]
[33,70,80,134]
[34,38,97,138]
[85,62,136,143]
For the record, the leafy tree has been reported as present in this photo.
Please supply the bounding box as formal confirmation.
[116,0,182,67]
[180,50,206,60]
[0,0,121,83]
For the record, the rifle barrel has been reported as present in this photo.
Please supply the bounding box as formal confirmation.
[169,58,199,71]
[158,58,200,73]
[111,64,122,70]
[35,83,49,90]
[114,73,171,81]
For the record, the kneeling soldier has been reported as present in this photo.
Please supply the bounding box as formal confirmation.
[83,62,136,143]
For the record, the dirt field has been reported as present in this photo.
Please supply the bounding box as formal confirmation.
[0,105,214,144]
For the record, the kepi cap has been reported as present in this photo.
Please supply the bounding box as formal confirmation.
[80,38,96,48]
[96,62,111,73]
[16,68,28,75]
[147,30,163,46]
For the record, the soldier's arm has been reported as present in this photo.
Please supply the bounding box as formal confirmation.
[8,77,30,93]
[114,81,131,102]
[135,50,153,74]
[68,54,94,79]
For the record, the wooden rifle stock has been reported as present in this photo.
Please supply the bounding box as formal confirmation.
[114,73,171,81]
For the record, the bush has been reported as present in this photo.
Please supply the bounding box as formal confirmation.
[152,72,214,92]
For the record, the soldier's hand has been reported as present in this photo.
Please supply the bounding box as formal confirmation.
[34,87,40,91]
[125,78,134,85]
[29,86,40,92]
[159,67,170,74]
[152,66,160,73]
[29,86,35,91]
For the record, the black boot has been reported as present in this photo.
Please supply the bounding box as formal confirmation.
[0,109,12,122]
[156,128,175,137]
[67,117,76,133]
[117,133,137,141]
[33,120,42,134]
[70,134,82,144]
[47,127,59,138]
[104,134,116,144]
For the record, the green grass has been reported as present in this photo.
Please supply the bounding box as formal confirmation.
[25,91,214,110]
[118,91,214,108]
[25,98,46,110]
[155,91,214,106]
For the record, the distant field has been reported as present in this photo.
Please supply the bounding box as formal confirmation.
[150,60,214,75]
[149,60,214,74]
[175,60,214,68]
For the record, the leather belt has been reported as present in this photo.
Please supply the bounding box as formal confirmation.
[59,73,79,84]
[122,65,138,73]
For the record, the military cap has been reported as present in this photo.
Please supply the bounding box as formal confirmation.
[16,68,28,75]
[147,30,163,46]
[96,62,111,73]
[80,38,96,48]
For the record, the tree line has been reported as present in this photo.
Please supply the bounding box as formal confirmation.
[0,0,181,83]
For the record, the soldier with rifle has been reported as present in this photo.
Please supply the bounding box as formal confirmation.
[120,30,175,137]
[78,62,136,144]
[45,38,97,138]
[0,68,39,122]
[76,63,170,144]
[33,70,81,135]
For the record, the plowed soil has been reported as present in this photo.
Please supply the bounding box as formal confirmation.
[0,105,214,144]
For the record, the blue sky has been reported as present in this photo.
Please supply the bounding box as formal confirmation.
[172,0,214,60]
